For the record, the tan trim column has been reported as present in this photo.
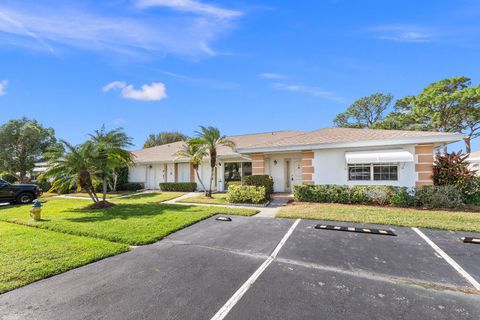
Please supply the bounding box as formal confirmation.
[415,144,434,186]
[301,151,315,185]
[163,164,168,182]
[251,154,265,175]
[174,163,178,183]
[190,163,195,183]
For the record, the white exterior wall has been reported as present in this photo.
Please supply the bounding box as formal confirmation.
[129,165,147,183]
[312,145,417,187]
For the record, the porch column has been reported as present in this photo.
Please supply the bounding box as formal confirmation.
[174,163,178,182]
[301,151,315,185]
[163,164,168,182]
[251,154,265,175]
[415,144,434,186]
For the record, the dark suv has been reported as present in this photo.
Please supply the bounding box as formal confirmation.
[0,179,42,204]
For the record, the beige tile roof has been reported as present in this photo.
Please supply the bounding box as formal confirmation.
[131,130,303,163]
[132,128,463,163]
[240,127,463,150]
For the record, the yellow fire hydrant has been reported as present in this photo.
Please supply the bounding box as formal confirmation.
[29,200,42,221]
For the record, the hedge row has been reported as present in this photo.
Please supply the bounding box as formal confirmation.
[226,185,267,204]
[160,182,197,192]
[293,184,467,209]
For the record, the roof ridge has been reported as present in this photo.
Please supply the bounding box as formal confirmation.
[226,129,303,138]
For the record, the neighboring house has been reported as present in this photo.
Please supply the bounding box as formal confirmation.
[468,151,480,174]
[129,128,463,193]
[30,162,49,181]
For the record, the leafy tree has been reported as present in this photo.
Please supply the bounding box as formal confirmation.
[0,118,57,182]
[195,126,235,197]
[89,126,134,202]
[174,138,208,192]
[41,141,99,202]
[334,93,393,128]
[143,131,187,148]
[459,85,480,153]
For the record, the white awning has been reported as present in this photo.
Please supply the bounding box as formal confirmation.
[345,150,414,164]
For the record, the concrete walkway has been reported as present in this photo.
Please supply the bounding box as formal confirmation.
[164,192,292,218]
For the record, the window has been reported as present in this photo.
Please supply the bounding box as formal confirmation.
[348,164,371,181]
[348,164,398,181]
[373,164,398,181]
[224,162,252,189]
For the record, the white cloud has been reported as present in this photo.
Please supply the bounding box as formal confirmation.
[0,1,243,58]
[258,72,285,79]
[135,0,242,19]
[103,81,167,101]
[272,82,346,103]
[0,80,8,96]
[368,25,433,43]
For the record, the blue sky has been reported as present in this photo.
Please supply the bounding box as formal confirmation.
[0,0,479,150]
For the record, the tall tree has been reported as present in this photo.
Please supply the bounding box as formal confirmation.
[89,126,134,202]
[174,138,208,192]
[459,85,480,153]
[41,141,99,202]
[143,132,187,148]
[0,118,57,182]
[334,93,393,128]
[195,126,235,197]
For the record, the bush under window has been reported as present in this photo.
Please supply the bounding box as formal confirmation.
[160,182,197,192]
[226,185,266,204]
[243,175,274,199]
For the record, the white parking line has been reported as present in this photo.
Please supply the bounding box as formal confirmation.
[210,219,301,320]
[412,227,480,290]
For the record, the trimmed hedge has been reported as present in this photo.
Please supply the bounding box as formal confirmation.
[118,182,144,191]
[226,185,266,204]
[243,175,274,199]
[160,182,197,192]
[294,184,466,209]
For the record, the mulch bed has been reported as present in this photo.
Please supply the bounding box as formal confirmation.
[82,201,116,210]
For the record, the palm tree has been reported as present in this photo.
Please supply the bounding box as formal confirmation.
[195,126,235,197]
[89,126,134,202]
[41,140,99,203]
[174,138,208,192]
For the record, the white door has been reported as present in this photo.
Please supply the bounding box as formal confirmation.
[291,159,302,188]
[147,166,156,189]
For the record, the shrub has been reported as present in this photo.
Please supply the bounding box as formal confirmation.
[390,187,415,207]
[462,176,480,205]
[226,185,266,204]
[160,182,197,192]
[243,175,274,199]
[118,182,144,191]
[294,184,466,209]
[433,151,475,187]
[414,185,465,209]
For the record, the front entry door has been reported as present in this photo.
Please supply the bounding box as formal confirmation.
[291,159,302,189]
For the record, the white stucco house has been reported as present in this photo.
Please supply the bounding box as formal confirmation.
[128,127,463,193]
[468,151,480,174]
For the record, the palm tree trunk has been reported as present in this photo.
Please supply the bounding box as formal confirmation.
[102,178,107,201]
[207,166,214,197]
[85,189,97,203]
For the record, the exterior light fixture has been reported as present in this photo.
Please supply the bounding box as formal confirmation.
[274,160,278,165]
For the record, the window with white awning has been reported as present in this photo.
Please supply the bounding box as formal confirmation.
[345,150,413,164]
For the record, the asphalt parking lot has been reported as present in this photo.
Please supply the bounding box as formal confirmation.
[1,216,479,320]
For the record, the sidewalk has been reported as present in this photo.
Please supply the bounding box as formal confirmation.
[164,192,292,218]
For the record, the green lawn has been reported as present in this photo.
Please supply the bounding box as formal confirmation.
[63,191,138,199]
[0,193,258,245]
[177,193,229,205]
[277,203,480,232]
[0,221,128,294]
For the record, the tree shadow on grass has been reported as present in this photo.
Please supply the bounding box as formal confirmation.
[65,203,203,223]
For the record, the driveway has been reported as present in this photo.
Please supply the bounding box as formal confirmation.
[1,216,479,320]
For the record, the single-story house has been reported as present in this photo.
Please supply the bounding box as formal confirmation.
[468,151,480,174]
[129,127,463,193]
